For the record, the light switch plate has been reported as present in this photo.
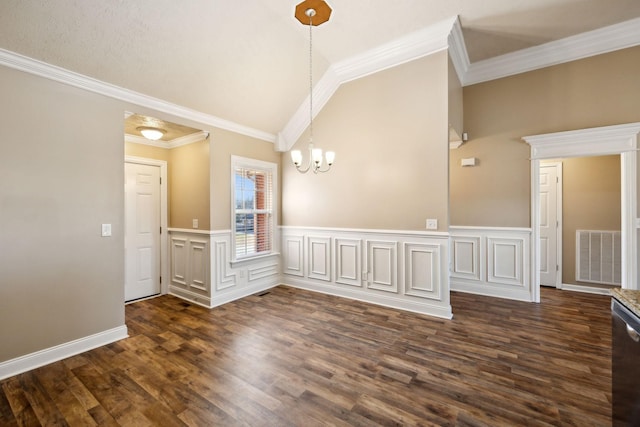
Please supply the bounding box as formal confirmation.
[192,219,199,229]
[101,224,112,237]
[426,219,438,230]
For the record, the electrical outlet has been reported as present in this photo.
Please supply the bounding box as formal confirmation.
[426,219,438,230]
[192,218,199,229]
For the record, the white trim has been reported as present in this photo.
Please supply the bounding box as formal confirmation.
[561,283,613,296]
[125,156,169,295]
[524,123,639,298]
[168,228,216,235]
[276,16,457,151]
[0,326,128,380]
[463,17,640,86]
[125,131,210,150]
[0,48,275,143]
[281,225,449,238]
[285,277,452,319]
[447,16,470,86]
[449,225,532,233]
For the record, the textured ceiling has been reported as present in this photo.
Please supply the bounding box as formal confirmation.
[1,0,639,137]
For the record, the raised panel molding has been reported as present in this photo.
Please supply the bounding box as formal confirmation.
[169,232,211,305]
[215,240,237,291]
[335,238,362,287]
[248,263,279,282]
[283,235,304,277]
[404,243,441,300]
[451,236,481,281]
[189,239,209,293]
[487,237,524,287]
[450,227,531,301]
[170,237,187,287]
[280,227,452,319]
[366,240,398,294]
[308,236,331,282]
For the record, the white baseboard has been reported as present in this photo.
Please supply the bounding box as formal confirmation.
[561,283,613,296]
[0,325,128,381]
[284,278,453,319]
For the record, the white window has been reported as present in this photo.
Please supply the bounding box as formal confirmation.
[231,156,277,260]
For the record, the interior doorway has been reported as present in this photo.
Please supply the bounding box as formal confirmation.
[124,157,168,302]
[525,122,640,303]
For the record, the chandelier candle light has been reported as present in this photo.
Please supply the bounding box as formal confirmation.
[291,0,335,174]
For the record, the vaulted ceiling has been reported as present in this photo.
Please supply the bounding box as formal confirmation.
[1,0,639,145]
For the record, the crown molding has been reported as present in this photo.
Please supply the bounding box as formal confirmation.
[464,17,640,86]
[447,16,470,86]
[125,130,209,149]
[276,16,457,152]
[0,48,276,143]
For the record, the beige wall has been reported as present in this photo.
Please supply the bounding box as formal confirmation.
[125,139,210,230]
[124,142,170,163]
[451,46,640,227]
[543,156,621,285]
[211,128,281,230]
[170,139,210,230]
[448,54,463,143]
[283,51,450,231]
[0,65,125,362]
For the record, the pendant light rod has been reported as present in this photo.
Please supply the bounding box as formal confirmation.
[291,0,335,174]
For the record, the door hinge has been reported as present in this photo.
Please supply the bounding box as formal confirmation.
[556,265,559,271]
[160,177,162,185]
[160,226,162,234]
[160,276,162,284]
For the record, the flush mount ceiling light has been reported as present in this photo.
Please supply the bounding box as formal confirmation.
[290,0,335,174]
[137,126,165,141]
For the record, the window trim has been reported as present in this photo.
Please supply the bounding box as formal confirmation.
[230,155,278,262]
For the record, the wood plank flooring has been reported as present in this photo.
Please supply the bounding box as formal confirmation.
[1,286,612,426]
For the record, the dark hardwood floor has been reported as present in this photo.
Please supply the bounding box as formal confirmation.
[1,286,611,426]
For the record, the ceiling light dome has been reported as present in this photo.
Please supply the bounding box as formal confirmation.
[137,126,165,141]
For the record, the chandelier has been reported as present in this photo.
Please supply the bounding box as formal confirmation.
[291,0,335,174]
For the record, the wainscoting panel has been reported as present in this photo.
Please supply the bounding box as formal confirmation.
[308,236,331,282]
[169,231,211,306]
[189,239,209,293]
[487,237,524,287]
[169,229,280,308]
[451,236,481,281]
[281,227,452,319]
[170,237,187,287]
[283,235,304,277]
[335,238,362,287]
[366,240,398,294]
[404,243,441,300]
[450,227,532,301]
[214,240,236,291]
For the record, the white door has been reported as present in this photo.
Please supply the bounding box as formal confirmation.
[125,162,161,301]
[540,163,561,287]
